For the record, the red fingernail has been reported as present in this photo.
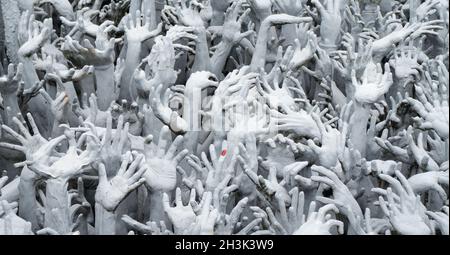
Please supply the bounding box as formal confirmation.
[221,149,227,156]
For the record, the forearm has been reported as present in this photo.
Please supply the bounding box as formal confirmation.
[18,176,38,230]
[191,28,212,73]
[250,22,271,72]
[1,0,20,64]
[372,37,396,58]
[211,41,234,77]
[61,81,79,105]
[95,203,117,235]
[344,79,355,100]
[147,190,168,224]
[348,103,371,157]
[239,38,255,55]
[319,26,341,52]
[253,12,271,33]
[1,96,21,125]
[142,111,165,141]
[372,30,410,59]
[94,64,117,111]
[18,56,53,137]
[77,76,96,101]
[183,130,200,155]
[330,81,347,109]
[318,42,339,53]
[45,178,71,234]
[120,42,142,100]
[19,56,39,89]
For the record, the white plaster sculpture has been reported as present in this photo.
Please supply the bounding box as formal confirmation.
[0,0,448,235]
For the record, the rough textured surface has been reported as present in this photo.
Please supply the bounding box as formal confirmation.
[0,0,20,64]
[0,0,448,236]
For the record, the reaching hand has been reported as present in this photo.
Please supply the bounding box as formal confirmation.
[0,114,61,162]
[312,0,343,49]
[24,130,98,181]
[352,62,393,104]
[293,202,344,235]
[124,10,163,43]
[162,188,196,234]
[376,171,433,235]
[407,82,449,139]
[95,154,146,211]
[142,126,189,192]
[17,12,53,58]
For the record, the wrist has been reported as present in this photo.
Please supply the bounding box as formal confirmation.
[17,48,32,59]
[18,176,36,193]
[391,29,409,42]
[126,42,142,56]
[319,42,338,52]
[3,96,20,111]
[45,178,71,233]
[46,178,68,190]
[95,198,116,213]
[20,168,37,182]
[95,202,116,235]
[148,190,169,222]
[94,63,114,71]
[193,27,207,36]
[219,40,235,51]
[260,20,272,31]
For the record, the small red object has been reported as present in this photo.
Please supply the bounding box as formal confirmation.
[221,149,227,157]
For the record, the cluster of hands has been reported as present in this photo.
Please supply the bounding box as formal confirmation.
[0,0,448,235]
